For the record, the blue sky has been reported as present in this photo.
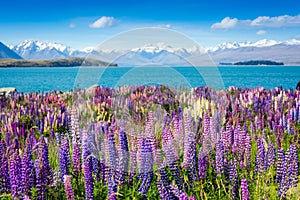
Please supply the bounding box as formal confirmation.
[1,0,300,48]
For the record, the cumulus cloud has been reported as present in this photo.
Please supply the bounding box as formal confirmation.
[89,16,117,28]
[211,14,300,29]
[211,17,238,29]
[256,30,267,35]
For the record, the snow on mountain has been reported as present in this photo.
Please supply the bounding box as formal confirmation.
[10,38,300,65]
[11,40,72,60]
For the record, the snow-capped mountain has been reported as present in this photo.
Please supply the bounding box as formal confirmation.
[11,40,73,60]
[9,38,300,65]
[0,42,22,59]
[206,39,300,52]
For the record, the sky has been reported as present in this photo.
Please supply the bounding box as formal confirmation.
[1,0,300,49]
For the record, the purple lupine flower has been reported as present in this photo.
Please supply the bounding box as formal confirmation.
[189,196,196,200]
[63,175,74,200]
[241,178,250,200]
[203,113,210,137]
[278,149,290,198]
[276,148,285,183]
[9,151,22,199]
[182,114,197,183]
[157,177,170,200]
[179,192,189,200]
[21,145,34,196]
[229,159,238,199]
[0,154,10,194]
[289,144,298,187]
[157,168,177,200]
[118,130,129,184]
[138,138,153,195]
[244,132,251,168]
[215,140,225,176]
[0,140,10,194]
[59,135,71,180]
[52,170,62,189]
[163,136,183,191]
[84,156,94,200]
[82,129,91,166]
[107,175,117,199]
[107,126,119,176]
[72,141,81,175]
[198,154,208,179]
[39,136,52,185]
[129,135,137,184]
[266,142,276,167]
[255,138,266,173]
[24,195,31,200]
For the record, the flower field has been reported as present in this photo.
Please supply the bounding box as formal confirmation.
[0,85,299,200]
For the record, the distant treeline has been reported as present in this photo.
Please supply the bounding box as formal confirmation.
[0,57,117,67]
[220,60,284,66]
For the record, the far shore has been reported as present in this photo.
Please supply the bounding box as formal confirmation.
[0,57,117,68]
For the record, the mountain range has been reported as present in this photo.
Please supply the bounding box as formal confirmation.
[1,39,300,65]
[0,42,22,59]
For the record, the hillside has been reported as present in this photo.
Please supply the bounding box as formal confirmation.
[0,42,22,59]
[0,57,117,67]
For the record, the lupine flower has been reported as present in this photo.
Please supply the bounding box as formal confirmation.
[255,138,266,173]
[107,126,119,177]
[198,154,208,179]
[9,151,22,199]
[72,142,81,175]
[21,145,34,195]
[63,175,75,200]
[84,156,94,200]
[129,135,137,183]
[138,138,153,195]
[229,159,238,199]
[52,170,62,189]
[215,140,225,176]
[0,154,10,194]
[178,192,189,200]
[289,144,298,187]
[278,149,290,198]
[59,135,71,180]
[118,130,129,184]
[203,113,210,137]
[266,142,276,167]
[276,148,285,183]
[35,136,53,200]
[241,178,250,200]
[107,175,117,199]
[182,114,197,183]
[157,177,170,200]
[82,129,91,166]
[0,140,10,194]
[244,132,251,168]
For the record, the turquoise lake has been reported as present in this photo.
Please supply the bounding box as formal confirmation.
[0,66,300,93]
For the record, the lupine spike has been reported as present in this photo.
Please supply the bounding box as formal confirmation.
[241,178,250,200]
[63,175,75,200]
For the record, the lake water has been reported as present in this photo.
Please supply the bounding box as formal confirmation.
[0,66,300,93]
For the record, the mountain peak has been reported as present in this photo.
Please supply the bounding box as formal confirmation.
[0,42,23,59]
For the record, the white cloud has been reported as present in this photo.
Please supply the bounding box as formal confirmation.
[164,24,171,28]
[211,14,300,29]
[69,23,76,28]
[154,24,172,29]
[89,16,117,28]
[256,30,267,35]
[211,17,238,29]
